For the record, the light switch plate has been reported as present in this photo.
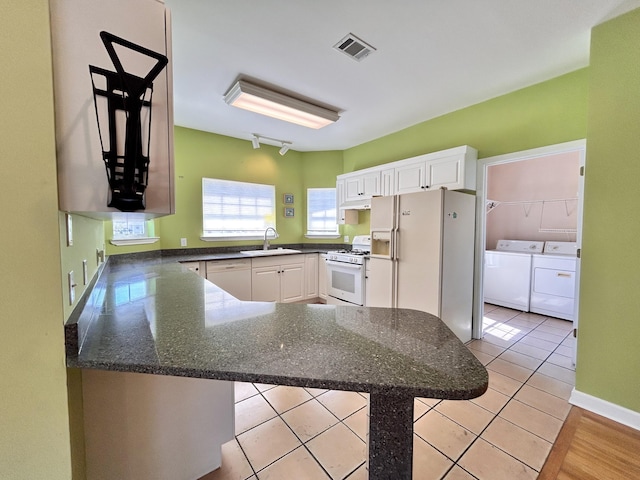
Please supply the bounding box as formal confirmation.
[68,271,76,305]
[66,213,73,246]
[83,260,88,285]
[344,236,349,243]
[180,238,187,247]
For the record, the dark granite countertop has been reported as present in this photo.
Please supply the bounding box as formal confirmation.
[108,244,340,265]
[66,252,488,400]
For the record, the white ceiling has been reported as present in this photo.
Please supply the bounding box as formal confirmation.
[166,0,640,152]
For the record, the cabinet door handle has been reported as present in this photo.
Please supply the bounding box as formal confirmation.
[557,272,572,278]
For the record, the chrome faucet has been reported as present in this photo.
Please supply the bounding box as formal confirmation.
[263,227,278,250]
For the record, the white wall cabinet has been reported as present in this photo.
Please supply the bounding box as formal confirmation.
[395,148,477,195]
[336,179,358,224]
[251,255,305,303]
[343,170,381,201]
[50,0,175,219]
[337,145,477,207]
[381,168,395,196]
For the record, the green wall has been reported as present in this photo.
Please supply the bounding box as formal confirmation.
[339,68,589,239]
[344,68,588,171]
[0,1,73,478]
[577,8,640,411]
[3,3,639,478]
[116,68,589,252]
[59,214,105,319]
[154,71,589,247]
[155,128,345,250]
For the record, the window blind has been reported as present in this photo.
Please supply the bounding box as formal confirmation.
[202,178,276,238]
[307,188,338,236]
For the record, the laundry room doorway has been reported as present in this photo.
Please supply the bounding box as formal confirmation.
[472,140,586,365]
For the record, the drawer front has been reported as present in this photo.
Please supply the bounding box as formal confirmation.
[251,254,304,268]
[532,267,576,298]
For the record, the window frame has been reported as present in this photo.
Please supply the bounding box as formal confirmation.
[201,177,277,241]
[110,213,159,246]
[305,187,340,239]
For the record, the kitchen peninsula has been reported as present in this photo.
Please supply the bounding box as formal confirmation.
[66,251,488,480]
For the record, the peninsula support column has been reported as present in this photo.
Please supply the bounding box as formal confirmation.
[368,392,414,479]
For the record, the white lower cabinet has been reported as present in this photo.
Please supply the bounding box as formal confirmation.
[180,261,205,277]
[205,259,252,301]
[82,369,234,480]
[251,255,305,303]
[319,254,328,301]
[305,254,319,300]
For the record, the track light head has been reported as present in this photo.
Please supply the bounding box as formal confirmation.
[279,143,290,156]
[251,134,260,149]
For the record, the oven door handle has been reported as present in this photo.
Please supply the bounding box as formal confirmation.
[326,260,363,270]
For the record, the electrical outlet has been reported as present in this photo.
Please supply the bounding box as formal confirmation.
[68,271,76,305]
[344,235,349,243]
[83,260,88,285]
[180,238,187,247]
[96,248,104,265]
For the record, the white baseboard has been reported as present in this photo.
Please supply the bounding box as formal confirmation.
[570,389,640,431]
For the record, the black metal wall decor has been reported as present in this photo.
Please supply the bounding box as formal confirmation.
[89,31,168,212]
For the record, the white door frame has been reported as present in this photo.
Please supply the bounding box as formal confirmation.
[472,139,586,342]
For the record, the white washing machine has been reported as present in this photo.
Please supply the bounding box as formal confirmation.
[530,241,577,321]
[484,240,544,311]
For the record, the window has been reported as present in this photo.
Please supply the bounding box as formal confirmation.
[306,188,339,238]
[202,178,276,240]
[110,213,159,246]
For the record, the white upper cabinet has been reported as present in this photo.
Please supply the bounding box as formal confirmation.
[337,146,477,208]
[381,168,395,196]
[50,0,174,219]
[394,161,426,195]
[343,170,381,202]
[395,146,477,195]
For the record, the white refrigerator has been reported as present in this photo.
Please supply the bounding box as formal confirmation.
[368,189,476,342]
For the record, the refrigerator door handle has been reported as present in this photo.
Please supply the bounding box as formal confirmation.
[392,228,399,308]
[392,255,399,308]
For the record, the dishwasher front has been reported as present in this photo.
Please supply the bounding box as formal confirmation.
[206,259,252,300]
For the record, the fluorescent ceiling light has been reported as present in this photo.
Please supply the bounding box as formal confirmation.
[224,80,340,129]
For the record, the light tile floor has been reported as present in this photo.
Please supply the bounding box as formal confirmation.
[201,304,576,480]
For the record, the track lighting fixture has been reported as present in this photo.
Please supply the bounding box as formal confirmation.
[224,79,340,129]
[249,134,292,155]
[279,142,290,156]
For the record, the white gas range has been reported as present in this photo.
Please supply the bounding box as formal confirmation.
[325,235,370,306]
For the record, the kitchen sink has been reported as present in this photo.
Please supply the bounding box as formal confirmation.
[240,248,301,256]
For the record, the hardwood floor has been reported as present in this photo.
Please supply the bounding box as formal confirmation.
[539,406,640,479]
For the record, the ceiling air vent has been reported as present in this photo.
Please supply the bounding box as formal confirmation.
[333,33,376,62]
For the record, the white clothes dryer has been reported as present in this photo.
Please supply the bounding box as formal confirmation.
[530,241,577,321]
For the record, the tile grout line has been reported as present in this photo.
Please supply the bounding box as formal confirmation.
[234,308,575,480]
[251,386,367,479]
[451,313,575,474]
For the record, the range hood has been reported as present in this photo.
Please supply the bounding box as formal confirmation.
[340,198,371,210]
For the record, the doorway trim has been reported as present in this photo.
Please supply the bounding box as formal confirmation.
[472,139,586,340]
